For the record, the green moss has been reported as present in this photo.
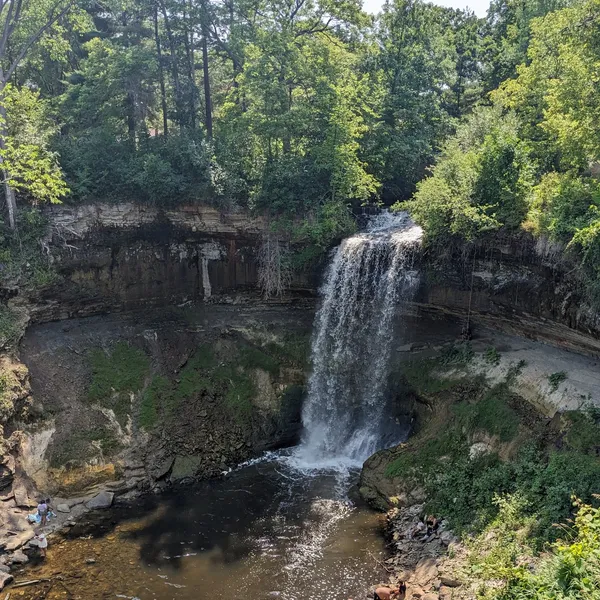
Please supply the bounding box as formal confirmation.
[265,332,311,368]
[454,383,520,441]
[87,342,150,426]
[401,359,464,395]
[237,344,280,375]
[439,342,474,365]
[221,366,255,421]
[48,426,122,468]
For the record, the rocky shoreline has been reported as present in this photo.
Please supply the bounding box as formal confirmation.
[368,504,465,600]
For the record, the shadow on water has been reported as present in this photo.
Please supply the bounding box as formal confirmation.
[67,461,307,570]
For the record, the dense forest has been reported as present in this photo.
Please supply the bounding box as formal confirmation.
[0,0,599,297]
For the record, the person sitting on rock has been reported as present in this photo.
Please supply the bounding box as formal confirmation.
[425,514,439,535]
[374,584,403,600]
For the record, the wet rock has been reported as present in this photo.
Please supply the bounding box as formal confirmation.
[0,571,13,590]
[171,456,203,481]
[85,491,114,509]
[439,576,461,588]
[56,503,70,513]
[11,549,29,564]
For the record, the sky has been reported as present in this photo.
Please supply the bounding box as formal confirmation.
[363,0,490,17]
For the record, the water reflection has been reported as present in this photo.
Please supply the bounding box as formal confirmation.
[12,455,386,600]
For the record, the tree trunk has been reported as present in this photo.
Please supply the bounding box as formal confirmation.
[201,33,213,139]
[154,5,168,137]
[159,1,183,128]
[183,0,197,130]
[0,78,16,229]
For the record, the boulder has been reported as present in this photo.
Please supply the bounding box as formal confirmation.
[171,455,203,481]
[413,557,439,586]
[85,491,114,510]
[11,549,29,564]
[0,571,13,590]
[56,503,71,513]
[421,595,439,600]
[440,576,461,588]
[0,564,9,573]
[4,530,34,552]
[13,484,35,509]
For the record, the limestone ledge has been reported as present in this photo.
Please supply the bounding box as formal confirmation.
[44,202,265,239]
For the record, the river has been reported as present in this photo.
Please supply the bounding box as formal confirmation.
[13,453,386,600]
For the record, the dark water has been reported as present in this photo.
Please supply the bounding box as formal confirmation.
[13,455,386,600]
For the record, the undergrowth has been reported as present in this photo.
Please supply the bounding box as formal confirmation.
[386,356,600,544]
[465,495,600,600]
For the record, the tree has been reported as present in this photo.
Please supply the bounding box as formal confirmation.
[0,0,77,228]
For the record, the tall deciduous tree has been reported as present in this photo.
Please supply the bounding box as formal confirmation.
[0,0,76,228]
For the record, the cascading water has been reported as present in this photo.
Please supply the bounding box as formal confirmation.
[294,211,422,468]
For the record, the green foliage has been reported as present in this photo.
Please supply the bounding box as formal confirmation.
[399,106,531,243]
[484,347,501,366]
[400,359,465,395]
[453,383,520,441]
[0,208,59,291]
[87,342,150,426]
[564,408,600,455]
[1,85,69,205]
[440,342,475,365]
[467,497,600,600]
[386,367,600,543]
[548,371,567,392]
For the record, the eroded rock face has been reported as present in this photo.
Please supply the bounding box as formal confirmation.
[414,234,600,356]
[17,305,311,496]
[29,203,316,322]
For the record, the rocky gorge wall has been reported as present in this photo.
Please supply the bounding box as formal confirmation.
[26,203,600,357]
[414,234,600,356]
[27,202,314,323]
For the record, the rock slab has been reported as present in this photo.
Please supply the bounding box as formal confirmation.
[0,571,13,590]
[85,491,114,509]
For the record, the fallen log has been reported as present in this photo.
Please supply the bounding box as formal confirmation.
[11,578,51,588]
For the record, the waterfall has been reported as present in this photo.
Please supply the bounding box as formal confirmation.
[294,211,422,468]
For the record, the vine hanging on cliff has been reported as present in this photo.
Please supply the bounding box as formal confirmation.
[258,233,291,300]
